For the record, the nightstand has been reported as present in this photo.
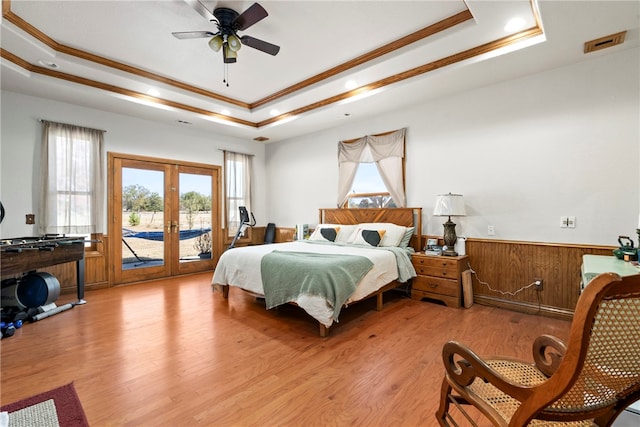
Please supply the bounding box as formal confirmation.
[411,253,469,308]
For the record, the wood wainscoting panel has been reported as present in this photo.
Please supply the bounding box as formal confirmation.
[275,227,295,243]
[84,233,109,290]
[38,233,109,294]
[463,238,614,319]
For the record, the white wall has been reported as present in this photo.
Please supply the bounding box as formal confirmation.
[2,48,638,246]
[265,48,640,246]
[0,91,266,237]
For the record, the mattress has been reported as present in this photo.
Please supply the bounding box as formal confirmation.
[211,241,409,327]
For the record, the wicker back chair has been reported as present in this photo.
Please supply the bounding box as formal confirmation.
[436,272,640,426]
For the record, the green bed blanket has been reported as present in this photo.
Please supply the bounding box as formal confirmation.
[261,251,374,321]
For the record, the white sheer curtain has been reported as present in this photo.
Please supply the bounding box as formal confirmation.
[337,128,406,207]
[224,150,252,238]
[38,121,105,234]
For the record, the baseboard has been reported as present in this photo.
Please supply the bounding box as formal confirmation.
[473,294,574,321]
[61,282,109,294]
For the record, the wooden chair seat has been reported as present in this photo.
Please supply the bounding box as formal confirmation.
[464,359,596,426]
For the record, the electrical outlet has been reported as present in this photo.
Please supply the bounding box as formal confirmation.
[534,278,543,291]
[488,225,495,236]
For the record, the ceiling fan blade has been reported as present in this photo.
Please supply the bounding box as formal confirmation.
[183,0,215,22]
[233,3,268,31]
[172,31,216,39]
[240,35,280,56]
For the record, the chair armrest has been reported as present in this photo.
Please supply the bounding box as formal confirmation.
[442,341,536,402]
[532,334,566,377]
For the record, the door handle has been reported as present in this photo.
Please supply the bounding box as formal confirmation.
[171,221,179,234]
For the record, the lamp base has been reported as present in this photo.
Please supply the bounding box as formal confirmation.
[442,247,458,257]
[442,218,458,257]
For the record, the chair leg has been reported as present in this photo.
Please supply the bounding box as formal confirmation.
[436,377,453,426]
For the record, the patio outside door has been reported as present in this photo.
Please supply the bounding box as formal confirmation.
[109,153,220,285]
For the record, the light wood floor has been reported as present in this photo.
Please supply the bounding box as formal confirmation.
[1,272,573,426]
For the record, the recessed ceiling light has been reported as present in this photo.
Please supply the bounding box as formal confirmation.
[147,88,160,97]
[504,17,526,33]
[345,80,358,90]
[220,109,230,116]
[37,60,59,69]
[269,109,280,116]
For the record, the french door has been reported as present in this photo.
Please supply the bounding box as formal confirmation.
[109,153,220,285]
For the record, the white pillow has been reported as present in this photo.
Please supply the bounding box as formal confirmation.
[309,225,340,242]
[309,224,357,243]
[351,222,407,247]
[350,228,386,247]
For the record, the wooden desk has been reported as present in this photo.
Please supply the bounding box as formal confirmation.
[581,254,640,290]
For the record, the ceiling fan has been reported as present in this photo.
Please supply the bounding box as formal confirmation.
[172,1,280,65]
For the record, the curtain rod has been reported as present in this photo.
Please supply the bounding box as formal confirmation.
[39,119,107,133]
[218,149,255,157]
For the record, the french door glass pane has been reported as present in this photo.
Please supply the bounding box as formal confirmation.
[121,167,165,269]
[179,173,212,262]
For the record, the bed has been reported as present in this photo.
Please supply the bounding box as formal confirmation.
[211,208,422,337]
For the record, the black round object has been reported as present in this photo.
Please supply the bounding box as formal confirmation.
[1,272,60,309]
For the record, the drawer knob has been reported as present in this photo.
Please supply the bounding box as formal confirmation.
[429,283,438,289]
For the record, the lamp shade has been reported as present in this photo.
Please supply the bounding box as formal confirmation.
[433,193,466,217]
[227,34,242,52]
[208,35,223,52]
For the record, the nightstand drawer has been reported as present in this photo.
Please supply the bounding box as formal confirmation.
[412,276,459,297]
[411,256,459,270]
[413,265,458,279]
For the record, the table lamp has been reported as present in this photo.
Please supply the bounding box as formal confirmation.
[433,193,466,256]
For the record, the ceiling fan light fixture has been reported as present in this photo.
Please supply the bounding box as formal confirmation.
[208,35,223,52]
[224,44,238,60]
[227,34,242,52]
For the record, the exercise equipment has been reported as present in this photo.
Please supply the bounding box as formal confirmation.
[228,206,256,250]
[1,272,60,310]
[1,272,75,325]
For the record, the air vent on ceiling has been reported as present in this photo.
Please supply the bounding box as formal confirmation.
[584,31,626,54]
[253,136,270,142]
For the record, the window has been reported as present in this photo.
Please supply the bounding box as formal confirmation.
[224,151,252,239]
[346,163,397,208]
[338,128,406,208]
[38,121,104,245]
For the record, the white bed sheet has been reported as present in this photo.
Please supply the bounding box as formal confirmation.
[211,241,399,327]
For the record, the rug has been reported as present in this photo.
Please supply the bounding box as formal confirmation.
[0,383,89,427]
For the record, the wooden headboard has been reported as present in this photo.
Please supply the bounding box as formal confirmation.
[319,208,422,251]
